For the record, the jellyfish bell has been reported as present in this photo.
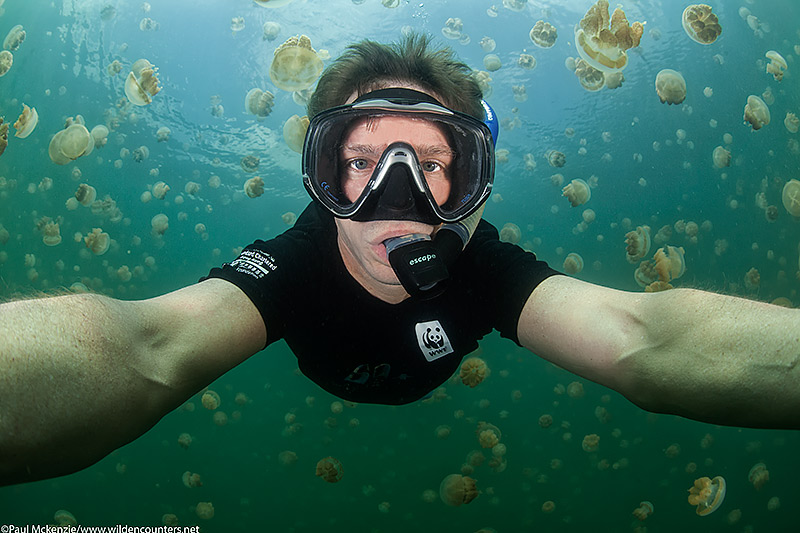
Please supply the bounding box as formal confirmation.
[75,183,97,206]
[530,20,557,48]
[625,226,651,263]
[245,88,275,119]
[480,36,496,52]
[781,179,800,217]
[743,95,770,130]
[499,223,521,244]
[688,476,726,516]
[562,179,591,207]
[712,146,731,168]
[574,59,605,92]
[283,114,309,153]
[654,245,686,282]
[3,25,25,52]
[655,69,687,105]
[84,228,110,255]
[315,456,344,483]
[574,0,644,72]
[765,50,787,81]
[124,59,161,106]
[563,252,584,274]
[785,112,799,133]
[460,357,490,387]
[244,176,265,198]
[90,125,109,148]
[0,49,12,77]
[269,35,324,92]
[439,474,479,506]
[681,5,722,45]
[13,104,38,138]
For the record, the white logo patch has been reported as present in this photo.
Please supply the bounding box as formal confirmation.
[229,249,277,280]
[415,320,454,362]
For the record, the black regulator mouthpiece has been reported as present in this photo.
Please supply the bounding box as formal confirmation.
[384,225,469,299]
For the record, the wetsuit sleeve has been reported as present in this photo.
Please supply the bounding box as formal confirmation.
[462,220,562,346]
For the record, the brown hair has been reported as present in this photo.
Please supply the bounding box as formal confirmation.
[307,33,484,120]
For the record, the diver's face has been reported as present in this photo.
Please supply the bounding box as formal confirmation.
[334,102,453,302]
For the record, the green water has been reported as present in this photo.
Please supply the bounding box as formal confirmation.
[1,0,799,530]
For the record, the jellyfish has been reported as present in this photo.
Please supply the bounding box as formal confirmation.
[541,501,556,513]
[253,0,297,7]
[785,112,799,133]
[245,88,275,119]
[748,463,769,490]
[241,155,260,172]
[782,179,800,216]
[382,0,399,7]
[529,20,557,48]
[655,69,686,105]
[230,17,245,33]
[42,220,62,246]
[562,179,591,207]
[574,59,605,92]
[201,390,220,410]
[278,450,298,466]
[0,118,6,157]
[182,471,203,488]
[195,502,214,520]
[712,146,730,168]
[84,228,110,255]
[315,456,344,483]
[177,432,192,449]
[605,71,624,90]
[653,245,686,282]
[139,17,159,31]
[269,35,324,92]
[151,214,168,236]
[283,114,309,153]
[518,53,536,70]
[483,54,501,72]
[681,5,722,45]
[152,181,170,200]
[244,176,265,198]
[460,357,490,387]
[582,433,600,452]
[75,184,97,206]
[439,474,479,506]
[90,125,109,148]
[743,95,770,130]
[156,126,171,142]
[574,0,644,72]
[480,36,496,52]
[282,211,297,225]
[124,59,161,106]
[546,150,566,167]
[688,476,726,516]
[132,145,149,162]
[563,253,584,274]
[765,51,787,81]
[633,501,654,521]
[442,18,463,40]
[0,50,12,77]
[499,223,521,244]
[54,510,77,526]
[13,104,37,139]
[3,25,25,51]
[184,181,200,196]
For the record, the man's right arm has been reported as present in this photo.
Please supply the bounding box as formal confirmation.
[0,278,266,486]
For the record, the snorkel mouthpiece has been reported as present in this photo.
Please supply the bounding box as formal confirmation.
[385,234,449,297]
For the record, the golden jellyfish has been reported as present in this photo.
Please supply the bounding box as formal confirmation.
[107,59,123,76]
[245,88,275,119]
[712,146,731,168]
[0,117,7,157]
[562,178,591,207]
[518,53,536,70]
[441,18,463,40]
[574,0,644,72]
[563,253,584,274]
[262,21,281,42]
[241,155,260,172]
[653,245,686,282]
[124,58,161,106]
[765,51,787,81]
[151,213,169,236]
[478,428,499,448]
[743,95,770,130]
[49,124,92,165]
[269,35,324,92]
[283,114,309,153]
[53,510,77,526]
[581,433,600,452]
[182,471,202,488]
[75,183,97,206]
[212,411,228,426]
[42,220,62,246]
[502,0,526,12]
[281,211,297,225]
[499,223,521,244]
[567,380,585,398]
[541,500,556,513]
[201,390,221,410]
[84,228,110,255]
[244,176,265,199]
[480,36,496,52]
[655,69,686,105]
[439,474,479,506]
[785,112,799,133]
[195,502,214,520]
[156,126,170,142]
[625,225,651,263]
[161,514,178,527]
[3,25,25,51]
[529,20,557,48]
[574,59,605,91]
[782,179,800,217]
[13,104,37,138]
[382,0,400,7]
[315,456,344,483]
[688,476,726,516]
[748,463,769,490]
[152,181,170,200]
[546,149,566,168]
[538,414,553,428]
[483,54,501,72]
[632,501,654,521]
[682,5,722,45]
[90,125,109,148]
[0,50,13,77]
[177,433,192,449]
[460,357,490,387]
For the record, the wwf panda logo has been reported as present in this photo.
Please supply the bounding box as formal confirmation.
[414,320,453,362]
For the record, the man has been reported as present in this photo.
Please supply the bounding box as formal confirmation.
[1,35,799,487]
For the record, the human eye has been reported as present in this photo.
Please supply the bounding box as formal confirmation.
[345,158,372,174]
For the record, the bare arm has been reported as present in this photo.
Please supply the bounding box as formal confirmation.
[0,278,265,485]
[518,275,800,429]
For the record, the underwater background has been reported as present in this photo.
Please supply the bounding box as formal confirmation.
[1,0,799,530]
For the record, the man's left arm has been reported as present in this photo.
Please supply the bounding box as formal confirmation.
[517,275,800,429]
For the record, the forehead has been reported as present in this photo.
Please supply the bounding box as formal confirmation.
[342,115,450,145]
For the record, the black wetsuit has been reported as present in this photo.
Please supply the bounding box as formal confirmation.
[204,202,559,405]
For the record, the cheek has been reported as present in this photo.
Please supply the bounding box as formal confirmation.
[429,180,452,205]
[344,178,366,203]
